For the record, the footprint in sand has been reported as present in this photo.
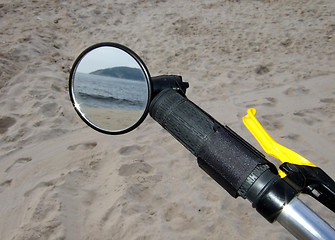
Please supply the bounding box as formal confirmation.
[39,102,58,117]
[118,145,147,155]
[284,86,310,96]
[24,177,63,198]
[262,97,278,107]
[0,116,16,134]
[320,98,335,104]
[245,97,278,108]
[118,161,153,176]
[164,202,188,222]
[67,142,97,151]
[5,157,32,173]
[0,179,12,193]
[260,114,284,131]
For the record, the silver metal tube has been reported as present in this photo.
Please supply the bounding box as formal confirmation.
[277,197,335,240]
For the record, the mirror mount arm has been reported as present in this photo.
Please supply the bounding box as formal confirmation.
[151,75,189,98]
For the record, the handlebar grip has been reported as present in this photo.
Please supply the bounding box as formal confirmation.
[149,89,215,156]
[149,89,275,198]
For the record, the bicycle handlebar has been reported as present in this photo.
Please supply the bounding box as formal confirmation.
[149,89,274,198]
[149,89,335,239]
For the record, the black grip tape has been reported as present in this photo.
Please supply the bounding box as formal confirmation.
[149,89,273,198]
[150,89,215,156]
[197,126,270,197]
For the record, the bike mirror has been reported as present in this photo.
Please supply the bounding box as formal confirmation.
[69,43,152,134]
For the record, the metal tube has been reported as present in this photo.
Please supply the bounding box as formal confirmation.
[277,197,335,240]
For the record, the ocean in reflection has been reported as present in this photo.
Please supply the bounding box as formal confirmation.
[74,72,148,111]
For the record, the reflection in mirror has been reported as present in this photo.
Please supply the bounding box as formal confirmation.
[70,44,150,134]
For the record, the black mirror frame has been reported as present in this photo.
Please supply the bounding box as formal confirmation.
[69,42,152,135]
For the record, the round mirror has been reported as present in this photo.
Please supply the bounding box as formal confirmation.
[69,43,152,134]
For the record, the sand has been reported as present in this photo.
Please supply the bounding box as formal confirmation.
[0,0,335,239]
[78,105,145,132]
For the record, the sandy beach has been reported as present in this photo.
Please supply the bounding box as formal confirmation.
[1,0,335,239]
[78,105,144,131]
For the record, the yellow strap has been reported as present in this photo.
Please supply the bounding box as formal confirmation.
[243,108,316,178]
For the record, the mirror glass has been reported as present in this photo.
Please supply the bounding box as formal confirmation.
[69,43,151,134]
